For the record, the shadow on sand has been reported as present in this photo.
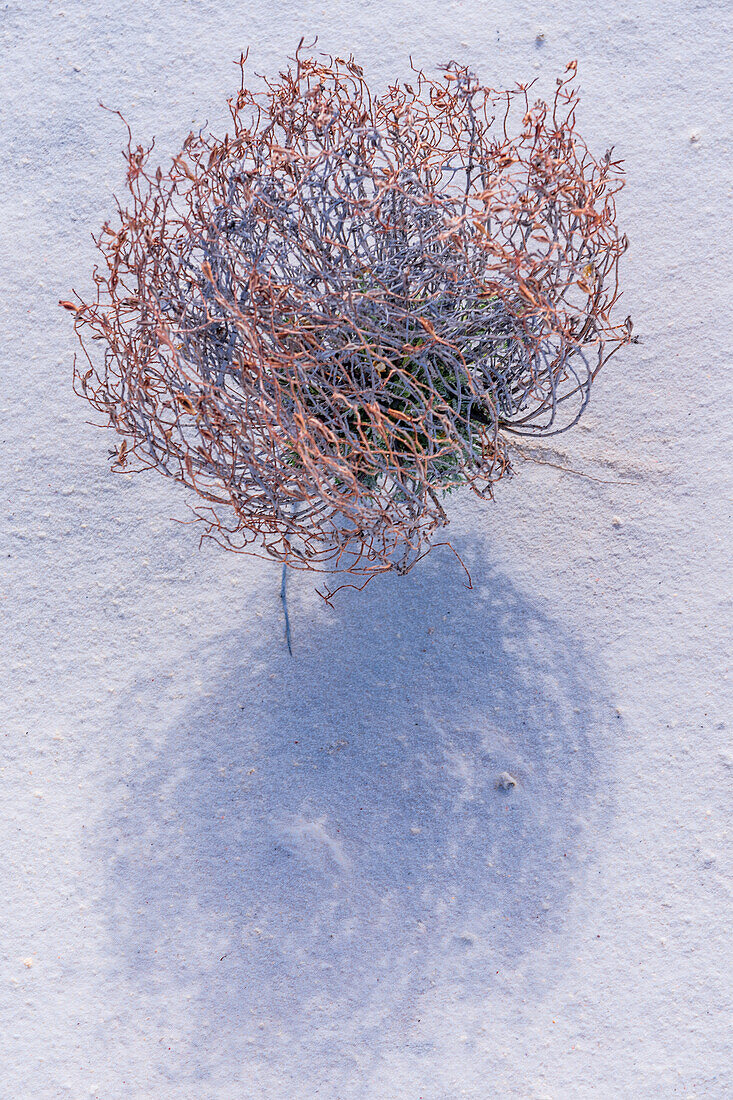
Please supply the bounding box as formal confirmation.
[101,541,615,1078]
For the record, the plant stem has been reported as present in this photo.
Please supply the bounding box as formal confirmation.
[280,562,293,656]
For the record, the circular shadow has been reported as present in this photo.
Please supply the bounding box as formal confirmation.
[100,545,615,1079]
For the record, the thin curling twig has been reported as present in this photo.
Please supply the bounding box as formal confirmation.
[67,50,633,601]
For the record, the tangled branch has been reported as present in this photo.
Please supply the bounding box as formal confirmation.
[66,48,633,598]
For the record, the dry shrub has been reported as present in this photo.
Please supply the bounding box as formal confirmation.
[66,47,633,598]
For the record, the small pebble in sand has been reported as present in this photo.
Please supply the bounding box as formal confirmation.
[496,772,517,790]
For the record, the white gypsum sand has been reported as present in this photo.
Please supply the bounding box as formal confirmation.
[1,2,731,1097]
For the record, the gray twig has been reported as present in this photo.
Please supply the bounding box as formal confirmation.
[280,561,293,656]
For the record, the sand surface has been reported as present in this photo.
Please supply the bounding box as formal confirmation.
[2,1,731,1096]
